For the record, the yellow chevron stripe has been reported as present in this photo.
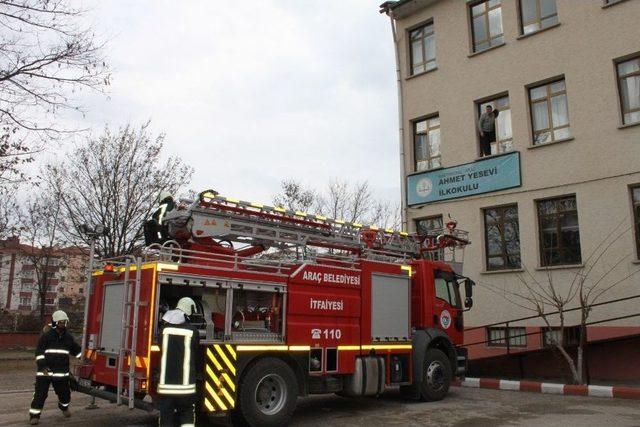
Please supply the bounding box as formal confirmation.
[220,387,235,408]
[221,372,236,392]
[206,365,221,387]
[215,345,236,375]
[204,397,215,412]
[225,344,237,359]
[210,388,228,411]
[207,348,223,371]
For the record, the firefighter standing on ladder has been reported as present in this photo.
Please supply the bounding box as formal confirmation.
[158,297,200,426]
[29,310,81,425]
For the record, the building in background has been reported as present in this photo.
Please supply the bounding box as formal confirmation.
[380,0,640,374]
[0,237,88,314]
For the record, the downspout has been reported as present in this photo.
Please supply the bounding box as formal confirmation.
[386,10,408,231]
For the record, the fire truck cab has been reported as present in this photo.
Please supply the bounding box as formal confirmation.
[75,191,473,426]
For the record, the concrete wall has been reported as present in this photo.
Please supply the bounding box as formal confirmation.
[391,0,640,335]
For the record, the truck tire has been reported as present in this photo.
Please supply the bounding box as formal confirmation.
[231,358,298,427]
[419,349,451,402]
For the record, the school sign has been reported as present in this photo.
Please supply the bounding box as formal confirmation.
[407,152,521,206]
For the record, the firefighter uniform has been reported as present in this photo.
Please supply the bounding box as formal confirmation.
[29,311,81,424]
[158,298,200,427]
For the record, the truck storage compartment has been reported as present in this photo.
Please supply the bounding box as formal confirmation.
[343,356,385,396]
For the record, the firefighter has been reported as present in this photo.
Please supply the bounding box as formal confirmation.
[153,191,176,229]
[158,297,200,427]
[29,310,81,425]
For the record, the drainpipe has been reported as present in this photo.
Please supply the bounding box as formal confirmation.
[386,10,408,231]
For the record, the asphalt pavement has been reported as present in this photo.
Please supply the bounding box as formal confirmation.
[1,365,638,426]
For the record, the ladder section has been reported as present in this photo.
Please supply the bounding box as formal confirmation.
[180,191,421,258]
[116,257,146,409]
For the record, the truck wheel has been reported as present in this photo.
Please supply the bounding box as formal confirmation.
[419,349,451,402]
[232,358,298,427]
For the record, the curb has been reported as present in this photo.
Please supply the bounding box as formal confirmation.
[452,377,640,400]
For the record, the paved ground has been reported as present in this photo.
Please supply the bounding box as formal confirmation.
[1,366,638,426]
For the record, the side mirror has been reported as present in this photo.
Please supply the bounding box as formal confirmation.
[464,278,474,298]
[464,279,474,309]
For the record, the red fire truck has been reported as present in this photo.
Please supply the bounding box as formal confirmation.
[74,190,474,426]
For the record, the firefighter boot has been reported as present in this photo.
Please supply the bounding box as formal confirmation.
[29,417,39,425]
[62,409,71,418]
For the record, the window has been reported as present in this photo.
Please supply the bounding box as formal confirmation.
[542,326,580,347]
[409,22,436,75]
[528,78,571,145]
[519,0,558,35]
[632,186,640,258]
[477,95,513,155]
[45,298,55,305]
[616,55,640,125]
[537,195,582,266]
[414,115,441,171]
[19,297,31,306]
[487,327,526,347]
[434,270,460,308]
[417,215,444,261]
[416,215,443,236]
[484,205,521,270]
[470,0,504,53]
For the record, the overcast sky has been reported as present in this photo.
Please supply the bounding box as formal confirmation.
[66,0,399,205]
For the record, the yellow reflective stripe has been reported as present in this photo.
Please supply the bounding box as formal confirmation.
[151,345,160,352]
[288,346,311,351]
[206,348,223,371]
[385,228,394,233]
[204,397,215,412]
[221,372,236,392]
[206,382,228,411]
[214,346,236,375]
[401,265,412,275]
[362,344,413,350]
[274,207,286,212]
[206,365,221,387]
[225,197,240,204]
[220,387,235,408]
[236,345,288,352]
[315,215,327,220]
[337,345,361,351]
[157,263,178,271]
[224,344,236,359]
[250,202,264,208]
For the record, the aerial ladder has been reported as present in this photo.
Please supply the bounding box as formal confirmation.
[149,190,470,270]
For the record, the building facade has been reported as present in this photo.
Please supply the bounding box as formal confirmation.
[0,237,88,314]
[381,0,640,359]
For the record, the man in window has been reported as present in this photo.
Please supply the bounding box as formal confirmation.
[477,105,500,157]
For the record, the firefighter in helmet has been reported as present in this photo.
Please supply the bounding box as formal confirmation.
[153,191,176,229]
[29,310,81,425]
[158,297,200,426]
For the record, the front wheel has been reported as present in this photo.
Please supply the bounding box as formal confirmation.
[419,349,452,402]
[232,358,298,427]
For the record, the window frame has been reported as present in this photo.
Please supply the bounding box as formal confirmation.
[542,326,580,347]
[536,194,582,267]
[408,20,436,76]
[469,0,505,54]
[518,0,559,36]
[631,185,640,259]
[527,77,571,145]
[416,215,444,261]
[615,54,640,126]
[486,326,527,347]
[476,93,513,156]
[413,114,442,172]
[483,203,522,271]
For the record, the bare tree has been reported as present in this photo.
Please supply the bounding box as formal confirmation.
[272,179,315,212]
[0,0,109,137]
[0,184,21,238]
[45,122,193,258]
[20,192,64,322]
[481,220,640,384]
[273,178,401,229]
